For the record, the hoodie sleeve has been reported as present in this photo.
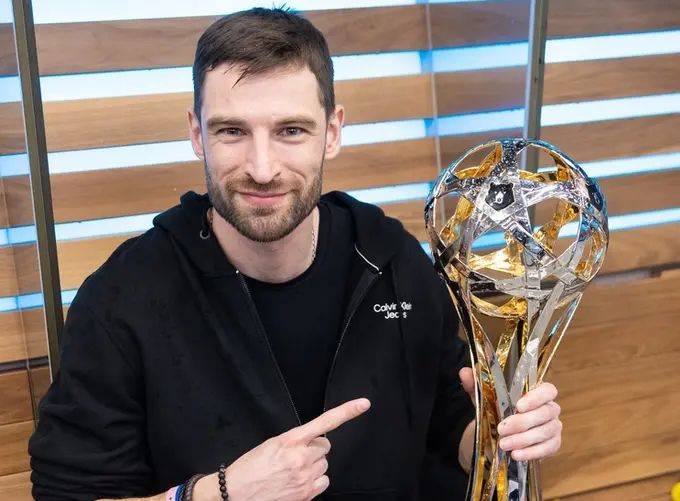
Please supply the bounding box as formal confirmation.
[419,282,475,499]
[29,295,152,501]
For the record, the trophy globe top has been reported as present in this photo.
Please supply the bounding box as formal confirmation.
[425,138,609,320]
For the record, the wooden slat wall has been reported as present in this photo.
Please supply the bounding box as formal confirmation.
[539,0,680,497]
[0,0,679,497]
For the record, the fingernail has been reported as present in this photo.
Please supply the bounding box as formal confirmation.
[499,439,508,450]
[516,401,526,412]
[358,399,371,411]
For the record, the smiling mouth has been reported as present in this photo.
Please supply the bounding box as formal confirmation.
[239,191,287,206]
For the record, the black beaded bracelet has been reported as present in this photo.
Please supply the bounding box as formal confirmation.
[218,462,229,500]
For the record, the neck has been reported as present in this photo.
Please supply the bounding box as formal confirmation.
[211,207,319,283]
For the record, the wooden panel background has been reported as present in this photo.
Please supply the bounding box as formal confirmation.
[0,0,679,498]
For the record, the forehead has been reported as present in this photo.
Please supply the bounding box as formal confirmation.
[200,63,325,121]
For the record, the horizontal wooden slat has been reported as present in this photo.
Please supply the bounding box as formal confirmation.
[429,0,529,49]
[0,102,25,154]
[0,308,47,365]
[0,420,32,476]
[434,67,525,116]
[433,0,680,48]
[0,471,32,501]
[0,74,433,154]
[542,114,680,164]
[441,115,680,168]
[0,24,17,75]
[0,246,18,297]
[0,183,9,228]
[603,223,680,273]
[325,138,437,193]
[554,389,680,459]
[0,371,32,426]
[543,54,680,105]
[2,137,437,227]
[0,312,26,364]
[552,471,680,501]
[595,171,680,217]
[338,74,433,125]
[0,6,428,76]
[10,236,129,299]
[548,0,680,39]
[2,178,30,228]
[436,54,680,117]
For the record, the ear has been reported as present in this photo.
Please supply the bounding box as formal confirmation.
[187,107,205,161]
[324,104,344,160]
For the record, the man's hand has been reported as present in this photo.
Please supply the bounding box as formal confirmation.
[459,367,562,461]
[195,398,371,501]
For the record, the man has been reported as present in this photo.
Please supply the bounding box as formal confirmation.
[29,7,561,501]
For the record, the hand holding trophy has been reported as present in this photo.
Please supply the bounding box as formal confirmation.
[425,138,608,501]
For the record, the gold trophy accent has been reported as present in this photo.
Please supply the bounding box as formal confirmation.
[425,138,608,501]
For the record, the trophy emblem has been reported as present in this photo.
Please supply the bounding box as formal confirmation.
[425,138,608,500]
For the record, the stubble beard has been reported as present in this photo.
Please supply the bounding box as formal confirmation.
[205,161,323,243]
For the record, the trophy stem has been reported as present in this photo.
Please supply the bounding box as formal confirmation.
[527,460,542,501]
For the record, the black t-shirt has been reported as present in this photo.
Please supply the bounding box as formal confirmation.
[243,201,355,423]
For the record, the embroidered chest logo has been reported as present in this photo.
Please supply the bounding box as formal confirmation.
[373,301,413,319]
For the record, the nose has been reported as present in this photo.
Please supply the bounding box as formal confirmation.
[244,131,281,185]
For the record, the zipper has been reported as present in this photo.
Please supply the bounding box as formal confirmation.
[322,268,381,412]
[237,271,302,426]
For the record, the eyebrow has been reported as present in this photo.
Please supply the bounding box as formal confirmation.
[205,116,247,129]
[205,115,319,130]
[275,116,319,129]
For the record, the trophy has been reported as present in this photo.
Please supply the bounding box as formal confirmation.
[424,138,608,500]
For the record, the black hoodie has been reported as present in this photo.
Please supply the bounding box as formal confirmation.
[29,191,474,500]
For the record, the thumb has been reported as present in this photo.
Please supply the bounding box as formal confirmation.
[458,367,475,399]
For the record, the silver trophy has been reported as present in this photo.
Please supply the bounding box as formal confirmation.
[425,138,608,500]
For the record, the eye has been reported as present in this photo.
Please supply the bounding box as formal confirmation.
[218,127,244,136]
[281,127,304,136]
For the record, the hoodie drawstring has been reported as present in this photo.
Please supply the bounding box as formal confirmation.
[199,207,212,240]
[391,265,414,429]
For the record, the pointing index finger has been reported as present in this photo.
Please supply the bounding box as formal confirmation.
[291,398,371,443]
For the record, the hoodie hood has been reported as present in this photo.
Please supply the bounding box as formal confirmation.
[153,191,409,276]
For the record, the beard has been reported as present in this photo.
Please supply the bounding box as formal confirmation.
[205,161,323,243]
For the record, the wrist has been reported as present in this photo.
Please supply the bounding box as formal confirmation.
[193,473,221,501]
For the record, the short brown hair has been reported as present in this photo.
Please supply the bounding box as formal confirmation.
[192,7,335,120]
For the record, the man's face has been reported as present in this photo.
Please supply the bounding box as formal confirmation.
[188,63,343,242]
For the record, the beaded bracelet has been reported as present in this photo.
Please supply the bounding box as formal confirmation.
[218,463,229,500]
